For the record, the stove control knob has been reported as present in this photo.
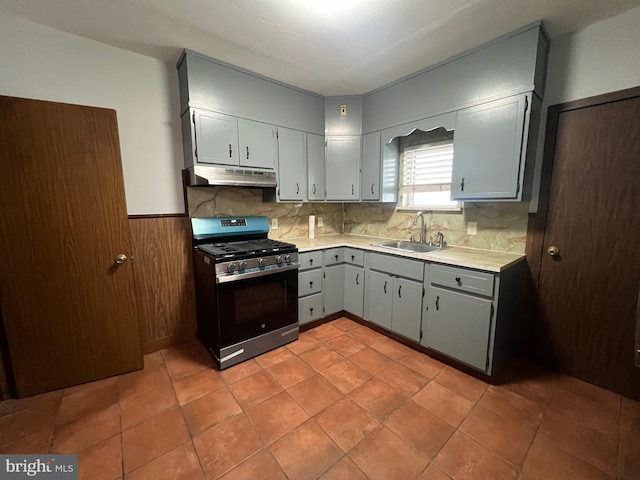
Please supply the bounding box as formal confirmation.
[284,254,292,263]
[258,258,267,268]
[275,255,284,264]
[227,262,237,272]
[237,261,247,271]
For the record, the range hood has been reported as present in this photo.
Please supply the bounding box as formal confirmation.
[185,165,277,188]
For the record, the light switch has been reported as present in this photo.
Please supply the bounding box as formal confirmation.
[467,222,477,235]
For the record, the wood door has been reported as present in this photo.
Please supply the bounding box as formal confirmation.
[0,96,142,397]
[533,91,640,399]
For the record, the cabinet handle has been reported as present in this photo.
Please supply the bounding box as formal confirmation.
[351,255,355,261]
[229,144,232,157]
[334,254,338,261]
[310,307,314,314]
[246,146,250,159]
[312,184,316,195]
[461,177,465,191]
[455,276,462,285]
[356,273,359,285]
[352,184,355,195]
[398,285,402,298]
[383,281,387,294]
[296,183,299,194]
[309,281,313,288]
[309,258,313,265]
[371,183,374,194]
[436,296,440,310]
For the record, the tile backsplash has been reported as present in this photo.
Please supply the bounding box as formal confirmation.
[186,187,528,253]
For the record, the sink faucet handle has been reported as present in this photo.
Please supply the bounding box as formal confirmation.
[436,231,445,247]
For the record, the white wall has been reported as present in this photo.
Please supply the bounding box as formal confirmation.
[0,12,184,215]
[530,6,640,211]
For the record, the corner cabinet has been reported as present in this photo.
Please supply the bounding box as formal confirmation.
[325,136,361,201]
[451,94,532,200]
[277,128,307,201]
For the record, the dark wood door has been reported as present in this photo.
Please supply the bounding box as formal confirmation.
[533,92,640,399]
[0,96,142,397]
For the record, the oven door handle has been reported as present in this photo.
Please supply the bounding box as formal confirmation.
[216,263,299,284]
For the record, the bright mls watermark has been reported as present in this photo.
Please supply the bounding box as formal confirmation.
[0,455,77,479]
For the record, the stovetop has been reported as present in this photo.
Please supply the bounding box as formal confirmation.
[197,238,297,261]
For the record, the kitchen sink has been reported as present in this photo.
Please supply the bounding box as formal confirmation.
[373,240,446,253]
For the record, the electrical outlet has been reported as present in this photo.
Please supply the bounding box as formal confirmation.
[271,218,279,230]
[467,221,477,235]
[317,217,324,227]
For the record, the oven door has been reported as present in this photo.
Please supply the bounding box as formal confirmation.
[215,266,298,348]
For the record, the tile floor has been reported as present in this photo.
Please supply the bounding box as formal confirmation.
[0,317,639,479]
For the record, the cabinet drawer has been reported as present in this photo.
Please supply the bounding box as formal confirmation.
[365,252,424,281]
[299,294,322,325]
[324,248,344,266]
[430,264,494,297]
[299,269,323,297]
[299,251,323,271]
[344,248,364,266]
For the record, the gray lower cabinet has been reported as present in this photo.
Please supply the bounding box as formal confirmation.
[424,286,492,371]
[451,94,530,200]
[344,265,364,317]
[364,252,424,342]
[325,136,360,201]
[298,251,323,325]
[324,264,345,315]
[307,133,325,201]
[277,128,307,201]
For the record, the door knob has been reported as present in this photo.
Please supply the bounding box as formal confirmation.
[547,246,560,257]
[115,253,128,265]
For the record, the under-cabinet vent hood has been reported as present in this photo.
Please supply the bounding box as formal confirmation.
[185,165,277,188]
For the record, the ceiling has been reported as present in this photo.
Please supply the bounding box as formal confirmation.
[1,0,639,95]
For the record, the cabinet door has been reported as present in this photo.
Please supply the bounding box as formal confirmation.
[424,286,492,371]
[391,278,423,342]
[299,294,323,325]
[194,110,239,166]
[237,118,277,169]
[325,136,361,201]
[307,133,325,201]
[452,94,528,200]
[344,265,364,317]
[365,270,392,329]
[277,128,307,201]
[361,131,381,200]
[324,264,345,316]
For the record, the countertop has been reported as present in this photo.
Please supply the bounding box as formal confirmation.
[287,234,525,272]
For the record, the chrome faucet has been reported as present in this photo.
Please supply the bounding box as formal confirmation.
[412,211,426,243]
[434,231,445,247]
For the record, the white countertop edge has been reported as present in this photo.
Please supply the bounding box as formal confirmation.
[286,234,525,273]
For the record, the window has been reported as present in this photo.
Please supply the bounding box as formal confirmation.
[398,131,460,210]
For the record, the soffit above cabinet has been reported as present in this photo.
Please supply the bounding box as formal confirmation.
[2,0,639,95]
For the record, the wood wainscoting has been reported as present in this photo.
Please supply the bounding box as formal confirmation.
[129,215,197,353]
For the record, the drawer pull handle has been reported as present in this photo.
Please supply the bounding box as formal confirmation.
[455,276,462,285]
[436,296,440,310]
[356,273,359,285]
[398,285,402,298]
[383,281,387,294]
[310,307,314,314]
[335,254,339,261]
[351,255,355,261]
[309,281,313,288]
[309,259,313,265]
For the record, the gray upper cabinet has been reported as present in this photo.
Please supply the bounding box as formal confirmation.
[325,136,361,201]
[277,127,307,201]
[237,119,277,170]
[307,133,325,201]
[451,94,530,200]
[361,131,381,200]
[187,109,238,167]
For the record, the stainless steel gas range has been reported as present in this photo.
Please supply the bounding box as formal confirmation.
[191,216,299,369]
